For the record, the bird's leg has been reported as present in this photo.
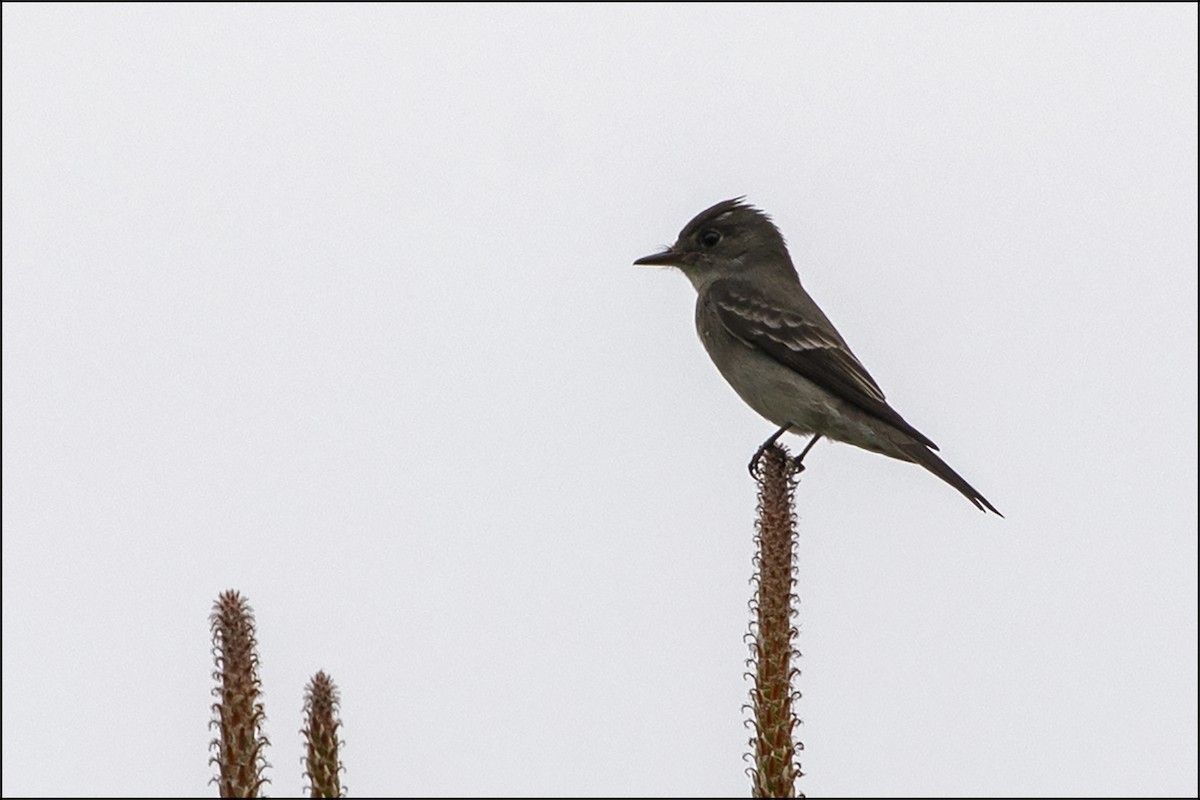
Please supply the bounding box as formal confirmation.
[791,434,823,473]
[748,424,793,477]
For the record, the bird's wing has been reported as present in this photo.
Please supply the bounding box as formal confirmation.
[709,279,939,450]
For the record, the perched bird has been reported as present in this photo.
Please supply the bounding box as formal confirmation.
[635,198,1000,515]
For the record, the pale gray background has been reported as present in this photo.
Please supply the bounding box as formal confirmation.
[3,4,1196,797]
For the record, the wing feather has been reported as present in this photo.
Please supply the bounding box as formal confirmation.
[711,281,939,450]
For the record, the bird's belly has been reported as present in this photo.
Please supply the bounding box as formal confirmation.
[704,337,896,456]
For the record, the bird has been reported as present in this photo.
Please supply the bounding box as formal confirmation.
[635,198,1001,515]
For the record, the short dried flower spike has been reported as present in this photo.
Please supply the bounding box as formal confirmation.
[303,671,344,798]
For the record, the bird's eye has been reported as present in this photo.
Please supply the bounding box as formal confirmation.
[699,229,722,248]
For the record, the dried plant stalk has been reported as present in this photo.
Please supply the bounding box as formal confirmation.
[210,590,270,798]
[303,671,344,798]
[749,444,804,798]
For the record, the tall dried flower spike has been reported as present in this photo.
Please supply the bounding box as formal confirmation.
[302,670,344,798]
[210,590,270,798]
[748,444,804,798]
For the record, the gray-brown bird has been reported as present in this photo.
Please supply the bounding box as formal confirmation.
[635,198,1000,515]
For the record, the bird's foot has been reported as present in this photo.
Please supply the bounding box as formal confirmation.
[748,424,793,477]
[747,443,771,477]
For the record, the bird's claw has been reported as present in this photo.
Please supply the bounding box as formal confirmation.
[747,444,770,477]
[749,424,794,478]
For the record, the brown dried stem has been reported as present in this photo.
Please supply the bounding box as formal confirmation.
[209,590,270,798]
[748,444,804,798]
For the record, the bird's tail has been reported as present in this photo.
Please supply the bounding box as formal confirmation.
[900,443,1002,516]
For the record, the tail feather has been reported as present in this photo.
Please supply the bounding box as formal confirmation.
[901,443,1002,516]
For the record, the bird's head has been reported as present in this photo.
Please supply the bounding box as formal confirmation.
[634,198,792,289]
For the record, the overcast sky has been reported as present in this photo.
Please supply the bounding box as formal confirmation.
[3,4,1197,797]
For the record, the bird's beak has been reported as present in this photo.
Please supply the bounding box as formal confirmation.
[633,249,681,268]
